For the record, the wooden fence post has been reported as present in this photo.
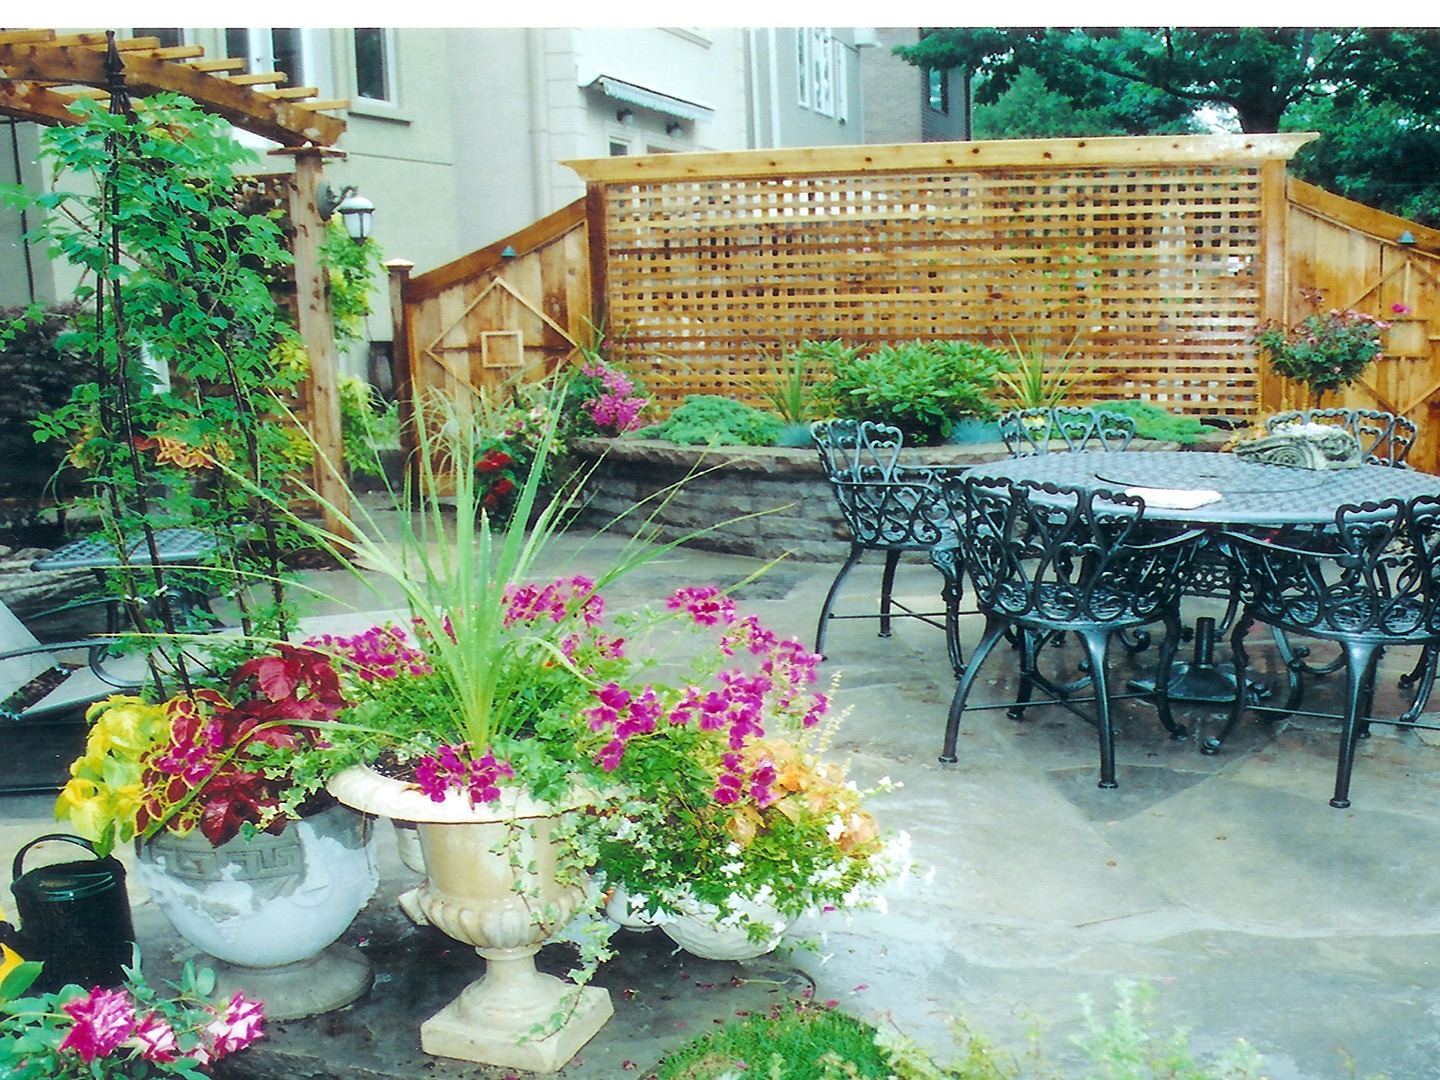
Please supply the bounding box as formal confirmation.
[386,258,416,495]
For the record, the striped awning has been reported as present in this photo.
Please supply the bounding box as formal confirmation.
[586,75,714,123]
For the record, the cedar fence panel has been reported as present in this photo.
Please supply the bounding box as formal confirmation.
[1280,178,1440,471]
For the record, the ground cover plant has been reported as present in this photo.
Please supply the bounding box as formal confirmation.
[648,982,1267,1080]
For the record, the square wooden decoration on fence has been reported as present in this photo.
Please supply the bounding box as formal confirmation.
[1387,318,1431,358]
[481,330,525,369]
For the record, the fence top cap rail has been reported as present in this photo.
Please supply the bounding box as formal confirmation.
[565,132,1318,185]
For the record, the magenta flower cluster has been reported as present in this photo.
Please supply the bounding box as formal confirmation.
[584,585,825,807]
[57,984,262,1067]
[580,361,648,434]
[414,743,515,804]
[305,624,432,682]
[504,574,603,628]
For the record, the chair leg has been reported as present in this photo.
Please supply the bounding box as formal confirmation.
[1332,641,1383,809]
[878,548,902,638]
[1077,628,1118,789]
[1151,612,1188,740]
[1398,645,1440,723]
[940,615,1010,763]
[1006,629,1044,720]
[814,544,864,657]
[941,569,966,680]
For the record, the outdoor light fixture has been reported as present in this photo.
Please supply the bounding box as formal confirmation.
[317,183,376,244]
[616,108,634,125]
[666,121,683,136]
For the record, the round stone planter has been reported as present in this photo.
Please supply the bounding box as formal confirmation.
[659,895,794,961]
[132,800,378,1020]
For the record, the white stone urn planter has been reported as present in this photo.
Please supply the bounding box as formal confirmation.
[132,799,378,1020]
[660,894,794,961]
[327,764,612,1072]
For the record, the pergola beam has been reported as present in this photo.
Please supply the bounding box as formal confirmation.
[0,33,345,147]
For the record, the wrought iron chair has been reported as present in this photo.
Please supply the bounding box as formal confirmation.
[1216,495,1440,808]
[810,420,961,672]
[933,476,1199,789]
[998,406,1137,457]
[1260,409,1423,687]
[1264,407,1418,468]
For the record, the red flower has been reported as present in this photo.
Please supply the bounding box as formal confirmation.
[483,477,516,506]
[477,450,513,473]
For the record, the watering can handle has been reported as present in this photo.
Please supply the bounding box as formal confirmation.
[12,834,100,884]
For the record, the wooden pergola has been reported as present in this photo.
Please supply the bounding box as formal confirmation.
[0,27,351,520]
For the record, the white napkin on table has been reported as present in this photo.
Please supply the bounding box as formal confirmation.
[1123,487,1223,510]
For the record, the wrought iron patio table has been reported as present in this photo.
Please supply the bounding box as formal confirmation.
[31,527,222,630]
[958,450,1440,707]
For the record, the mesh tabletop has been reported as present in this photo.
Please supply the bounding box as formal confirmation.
[962,451,1440,526]
[30,527,219,571]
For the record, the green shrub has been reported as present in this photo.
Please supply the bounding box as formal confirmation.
[338,376,399,478]
[0,303,89,499]
[1089,400,1210,444]
[815,339,1014,446]
[637,395,784,446]
[650,982,1267,1080]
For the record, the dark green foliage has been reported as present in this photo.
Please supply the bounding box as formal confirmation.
[896,28,1440,226]
[814,340,1014,446]
[0,303,89,498]
[637,395,784,446]
[653,1001,893,1079]
[1090,401,1210,444]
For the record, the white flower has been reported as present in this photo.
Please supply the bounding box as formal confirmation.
[826,816,847,842]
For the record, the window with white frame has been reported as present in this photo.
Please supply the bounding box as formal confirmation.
[835,39,848,123]
[809,28,834,117]
[352,28,396,105]
[225,29,331,94]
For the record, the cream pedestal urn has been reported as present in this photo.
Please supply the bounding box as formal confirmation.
[327,765,612,1072]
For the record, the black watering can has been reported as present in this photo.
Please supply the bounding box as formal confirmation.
[0,834,135,993]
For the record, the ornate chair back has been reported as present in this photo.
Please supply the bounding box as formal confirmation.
[999,406,1136,457]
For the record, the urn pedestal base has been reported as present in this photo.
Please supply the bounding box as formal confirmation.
[421,965,613,1070]
[213,944,373,1022]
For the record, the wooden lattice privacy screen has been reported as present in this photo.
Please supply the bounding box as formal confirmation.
[566,135,1314,420]
[395,133,1440,468]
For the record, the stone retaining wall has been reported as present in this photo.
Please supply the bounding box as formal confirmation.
[571,436,1221,562]
[569,438,985,562]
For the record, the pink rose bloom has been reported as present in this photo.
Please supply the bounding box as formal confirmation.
[206,992,265,1058]
[59,986,138,1062]
[130,1012,179,1062]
